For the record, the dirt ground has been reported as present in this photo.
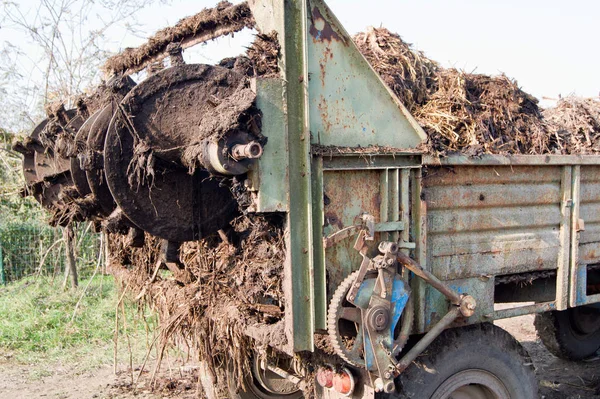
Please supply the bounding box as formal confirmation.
[1,315,599,399]
[496,314,600,399]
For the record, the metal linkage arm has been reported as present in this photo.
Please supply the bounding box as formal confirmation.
[393,253,477,375]
[394,307,461,374]
[397,252,462,305]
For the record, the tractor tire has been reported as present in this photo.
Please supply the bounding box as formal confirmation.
[534,306,600,360]
[381,323,537,399]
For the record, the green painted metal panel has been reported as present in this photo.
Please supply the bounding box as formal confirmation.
[283,0,315,352]
[250,78,289,212]
[305,0,426,148]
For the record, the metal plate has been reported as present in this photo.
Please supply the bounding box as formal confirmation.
[86,104,118,216]
[423,165,565,280]
[70,111,98,197]
[104,68,237,241]
[34,109,82,180]
[22,119,48,186]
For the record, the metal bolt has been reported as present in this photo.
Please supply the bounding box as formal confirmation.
[384,372,392,379]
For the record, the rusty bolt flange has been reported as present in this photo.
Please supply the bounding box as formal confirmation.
[459,295,477,318]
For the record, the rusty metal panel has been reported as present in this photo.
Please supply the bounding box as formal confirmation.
[323,169,382,297]
[578,166,600,265]
[571,165,600,307]
[423,277,494,331]
[424,165,564,280]
[556,166,572,310]
[305,0,426,148]
[424,154,600,166]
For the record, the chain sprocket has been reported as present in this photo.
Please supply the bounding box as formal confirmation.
[327,270,374,368]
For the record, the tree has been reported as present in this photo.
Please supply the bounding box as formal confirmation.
[0,0,162,286]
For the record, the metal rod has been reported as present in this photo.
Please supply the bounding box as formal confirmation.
[391,168,399,243]
[394,293,413,354]
[397,252,462,305]
[263,361,303,385]
[394,307,461,374]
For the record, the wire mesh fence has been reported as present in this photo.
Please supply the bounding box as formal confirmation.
[0,222,101,284]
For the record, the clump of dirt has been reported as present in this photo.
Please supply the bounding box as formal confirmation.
[543,97,600,154]
[108,213,287,397]
[104,1,255,75]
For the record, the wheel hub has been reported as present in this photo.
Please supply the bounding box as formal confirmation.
[248,355,302,398]
[431,369,510,399]
[367,306,390,331]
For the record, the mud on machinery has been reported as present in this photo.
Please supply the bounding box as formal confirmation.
[14,0,600,398]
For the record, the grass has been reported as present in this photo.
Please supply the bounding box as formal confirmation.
[0,274,157,374]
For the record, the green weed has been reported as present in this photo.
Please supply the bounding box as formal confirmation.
[0,275,156,372]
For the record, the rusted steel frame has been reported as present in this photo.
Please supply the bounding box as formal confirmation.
[380,169,390,241]
[322,155,421,171]
[390,169,400,243]
[569,166,581,307]
[312,156,327,330]
[411,169,428,333]
[488,301,556,320]
[423,154,600,166]
[394,307,461,374]
[579,293,600,306]
[395,169,416,352]
[104,2,254,75]
[399,169,409,252]
[397,252,462,305]
[556,166,572,310]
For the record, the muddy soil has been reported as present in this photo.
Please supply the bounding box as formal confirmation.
[1,315,599,399]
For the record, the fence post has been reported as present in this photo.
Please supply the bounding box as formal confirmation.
[0,242,5,285]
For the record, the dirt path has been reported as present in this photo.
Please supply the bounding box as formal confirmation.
[496,315,600,399]
[1,316,599,398]
[0,361,199,399]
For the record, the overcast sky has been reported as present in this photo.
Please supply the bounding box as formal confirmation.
[4,0,600,104]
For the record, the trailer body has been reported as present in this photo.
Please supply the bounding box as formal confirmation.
[245,1,600,397]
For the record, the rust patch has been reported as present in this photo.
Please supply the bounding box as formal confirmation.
[308,6,347,45]
[325,212,344,229]
[318,95,332,133]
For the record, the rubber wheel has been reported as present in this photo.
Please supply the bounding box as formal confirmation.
[381,323,537,399]
[227,356,303,399]
[534,306,600,360]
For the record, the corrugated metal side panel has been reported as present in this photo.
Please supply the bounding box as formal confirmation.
[579,166,600,265]
[424,165,563,280]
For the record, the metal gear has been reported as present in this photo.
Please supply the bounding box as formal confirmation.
[327,270,376,368]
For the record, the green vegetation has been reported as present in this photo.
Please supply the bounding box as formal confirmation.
[0,275,156,372]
